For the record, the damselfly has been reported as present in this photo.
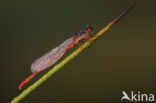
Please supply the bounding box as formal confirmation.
[19,26,93,90]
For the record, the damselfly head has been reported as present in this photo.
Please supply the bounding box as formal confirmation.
[86,26,93,33]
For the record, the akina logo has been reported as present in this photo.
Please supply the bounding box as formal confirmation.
[121,91,155,102]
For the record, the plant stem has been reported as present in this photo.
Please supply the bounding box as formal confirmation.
[10,4,135,103]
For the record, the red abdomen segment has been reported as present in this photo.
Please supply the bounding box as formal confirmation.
[18,71,39,90]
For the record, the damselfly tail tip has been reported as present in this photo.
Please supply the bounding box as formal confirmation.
[18,83,24,90]
[18,79,28,90]
[18,71,39,90]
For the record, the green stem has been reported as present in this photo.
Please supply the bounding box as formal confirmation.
[10,4,135,103]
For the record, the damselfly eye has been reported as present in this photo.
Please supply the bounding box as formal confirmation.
[86,26,93,33]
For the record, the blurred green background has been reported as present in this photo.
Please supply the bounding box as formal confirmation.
[1,0,156,103]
